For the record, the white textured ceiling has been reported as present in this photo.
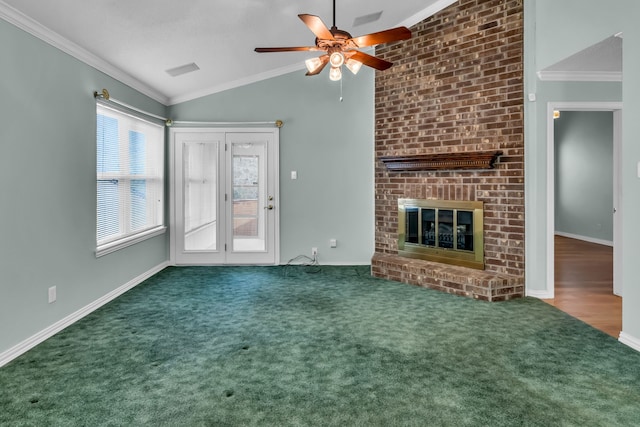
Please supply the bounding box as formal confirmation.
[1,0,456,104]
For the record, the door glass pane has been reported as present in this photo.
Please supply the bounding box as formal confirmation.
[438,209,454,249]
[405,207,419,244]
[457,210,474,251]
[232,142,266,252]
[422,209,436,246]
[184,141,218,251]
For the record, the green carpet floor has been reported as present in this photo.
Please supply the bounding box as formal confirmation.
[1,266,639,426]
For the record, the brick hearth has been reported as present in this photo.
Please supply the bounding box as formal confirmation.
[371,0,525,301]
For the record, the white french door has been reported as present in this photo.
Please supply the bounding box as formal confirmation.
[170,128,279,265]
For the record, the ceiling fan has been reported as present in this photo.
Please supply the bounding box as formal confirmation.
[254,0,411,81]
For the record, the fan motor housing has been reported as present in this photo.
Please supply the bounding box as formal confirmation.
[316,27,355,50]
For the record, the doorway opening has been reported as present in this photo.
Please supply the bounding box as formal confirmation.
[544,103,622,337]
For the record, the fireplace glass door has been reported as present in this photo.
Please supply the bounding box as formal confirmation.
[398,199,484,269]
[422,209,436,246]
[457,210,474,251]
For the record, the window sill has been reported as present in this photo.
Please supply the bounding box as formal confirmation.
[96,226,167,258]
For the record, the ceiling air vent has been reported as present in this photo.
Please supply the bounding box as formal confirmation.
[165,62,200,77]
[353,11,383,27]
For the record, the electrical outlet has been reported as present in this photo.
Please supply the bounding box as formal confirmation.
[48,286,57,304]
[311,247,318,256]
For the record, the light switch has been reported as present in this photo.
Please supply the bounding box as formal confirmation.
[48,286,56,303]
[291,171,297,180]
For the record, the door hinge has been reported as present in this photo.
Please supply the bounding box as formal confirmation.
[225,193,228,202]
[225,243,227,252]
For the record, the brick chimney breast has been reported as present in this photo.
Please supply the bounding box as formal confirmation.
[371,0,524,301]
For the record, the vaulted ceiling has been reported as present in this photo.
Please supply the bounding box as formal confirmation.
[1,0,456,105]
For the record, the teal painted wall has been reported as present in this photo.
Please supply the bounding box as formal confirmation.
[554,111,613,242]
[4,0,640,356]
[526,0,640,341]
[0,19,169,355]
[169,69,375,265]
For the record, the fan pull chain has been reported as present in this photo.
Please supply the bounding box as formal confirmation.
[340,77,343,102]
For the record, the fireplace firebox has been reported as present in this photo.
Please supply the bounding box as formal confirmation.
[398,199,484,270]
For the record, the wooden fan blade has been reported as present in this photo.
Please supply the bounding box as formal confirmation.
[298,14,335,41]
[255,47,318,53]
[349,27,411,47]
[349,51,393,71]
[305,56,330,76]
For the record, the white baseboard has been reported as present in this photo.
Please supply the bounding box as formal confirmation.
[526,289,554,299]
[0,261,169,368]
[619,332,640,353]
[555,231,613,247]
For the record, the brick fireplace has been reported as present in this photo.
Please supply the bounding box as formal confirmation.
[371,0,525,301]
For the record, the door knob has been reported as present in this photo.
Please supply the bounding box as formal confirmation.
[265,204,274,210]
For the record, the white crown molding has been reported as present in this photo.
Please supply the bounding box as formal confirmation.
[537,70,623,82]
[169,61,307,105]
[0,261,170,368]
[0,1,169,105]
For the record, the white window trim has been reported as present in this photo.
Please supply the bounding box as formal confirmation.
[96,225,166,258]
[96,102,165,256]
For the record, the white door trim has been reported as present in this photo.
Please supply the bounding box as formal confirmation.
[545,102,623,299]
[169,127,280,265]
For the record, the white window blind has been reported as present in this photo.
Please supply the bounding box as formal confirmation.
[96,103,165,256]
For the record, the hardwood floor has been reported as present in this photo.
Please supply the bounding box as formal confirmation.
[543,235,622,338]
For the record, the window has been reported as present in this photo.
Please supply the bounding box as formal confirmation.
[96,103,165,256]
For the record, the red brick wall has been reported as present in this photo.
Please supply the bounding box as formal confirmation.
[374,0,524,280]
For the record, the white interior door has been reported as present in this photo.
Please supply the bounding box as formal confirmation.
[171,128,279,265]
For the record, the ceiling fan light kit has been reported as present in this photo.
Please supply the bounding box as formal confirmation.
[329,66,343,81]
[305,57,325,74]
[345,58,363,75]
[329,51,345,68]
[255,0,411,82]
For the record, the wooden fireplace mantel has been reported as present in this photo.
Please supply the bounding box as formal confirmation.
[379,151,503,171]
